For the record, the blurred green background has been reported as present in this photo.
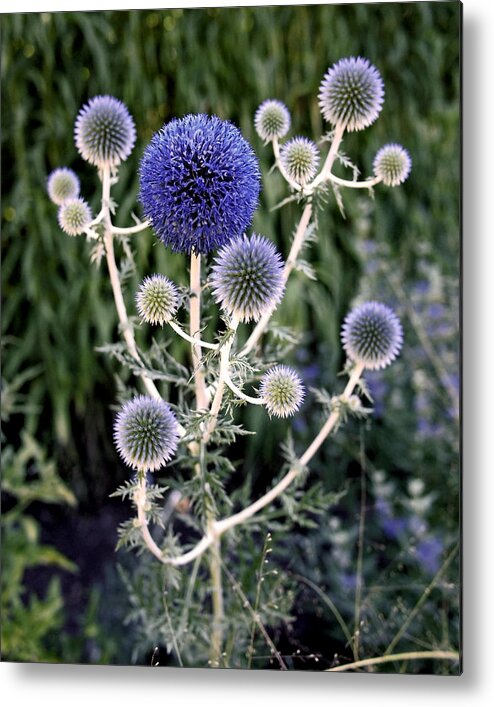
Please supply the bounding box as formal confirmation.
[1,2,460,667]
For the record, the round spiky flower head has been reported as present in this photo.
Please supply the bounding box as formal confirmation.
[260,365,305,418]
[136,274,179,326]
[341,301,403,370]
[318,56,384,132]
[139,114,261,256]
[373,143,412,187]
[210,233,285,323]
[58,198,92,236]
[280,137,320,185]
[74,95,136,169]
[114,395,180,472]
[254,99,291,142]
[47,168,80,205]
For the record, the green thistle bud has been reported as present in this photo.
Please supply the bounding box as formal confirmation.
[135,275,179,326]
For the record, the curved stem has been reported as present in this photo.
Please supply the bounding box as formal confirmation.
[326,173,382,190]
[224,373,264,405]
[240,125,345,358]
[139,361,365,567]
[240,201,312,357]
[168,319,219,350]
[326,650,460,673]
[112,220,150,235]
[101,167,162,402]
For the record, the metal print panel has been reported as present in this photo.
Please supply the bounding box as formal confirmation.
[1,1,461,674]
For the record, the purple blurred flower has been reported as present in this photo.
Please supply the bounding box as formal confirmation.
[416,536,443,574]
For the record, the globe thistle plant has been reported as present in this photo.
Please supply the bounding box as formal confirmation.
[210,233,285,323]
[136,275,179,326]
[373,143,412,186]
[341,301,403,370]
[138,114,261,255]
[58,197,92,236]
[318,56,385,132]
[260,366,305,418]
[280,137,320,186]
[254,99,291,142]
[114,395,180,472]
[47,167,80,205]
[74,95,136,169]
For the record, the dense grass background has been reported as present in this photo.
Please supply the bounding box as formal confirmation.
[1,2,460,668]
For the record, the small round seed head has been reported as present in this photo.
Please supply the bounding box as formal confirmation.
[373,143,412,186]
[135,275,179,326]
[341,301,403,370]
[74,95,136,169]
[58,197,92,236]
[260,365,305,418]
[47,168,80,205]
[139,114,260,255]
[210,233,285,323]
[254,99,291,142]
[318,56,384,132]
[113,395,180,472]
[280,137,320,185]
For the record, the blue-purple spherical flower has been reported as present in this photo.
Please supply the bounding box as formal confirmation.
[260,365,305,418]
[373,143,412,186]
[341,301,403,370]
[210,233,285,322]
[74,95,136,169]
[113,395,180,472]
[318,57,384,132]
[136,274,179,326]
[138,114,261,255]
[254,99,291,142]
[280,137,320,185]
[47,167,80,205]
[58,197,92,236]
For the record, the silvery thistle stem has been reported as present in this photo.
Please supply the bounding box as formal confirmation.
[137,361,365,568]
[101,166,162,403]
[240,124,345,357]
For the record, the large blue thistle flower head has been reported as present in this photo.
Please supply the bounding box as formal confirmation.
[210,233,285,323]
[254,99,291,142]
[373,143,412,186]
[74,95,136,169]
[58,197,92,236]
[113,395,180,472]
[318,57,385,132]
[47,167,80,205]
[138,114,261,256]
[260,365,305,418]
[341,301,403,370]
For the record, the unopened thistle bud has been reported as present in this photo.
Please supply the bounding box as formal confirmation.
[58,198,92,236]
[75,95,136,169]
[47,168,80,205]
[260,365,305,418]
[113,395,180,472]
[280,137,320,185]
[136,275,179,326]
[318,56,384,132]
[373,144,412,186]
[254,99,291,142]
[210,234,285,323]
[341,301,403,370]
